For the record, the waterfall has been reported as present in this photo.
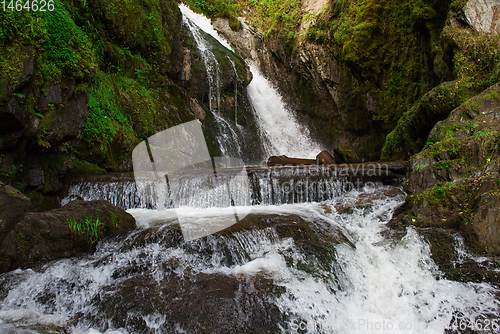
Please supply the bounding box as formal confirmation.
[180,4,322,160]
[62,166,397,210]
[180,4,244,158]
[2,182,499,333]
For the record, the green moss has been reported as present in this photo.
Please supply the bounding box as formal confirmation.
[71,157,106,174]
[416,181,466,207]
[185,0,242,31]
[14,230,29,261]
[81,70,155,163]
[380,79,478,161]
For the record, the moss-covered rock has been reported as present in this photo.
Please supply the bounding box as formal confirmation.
[333,146,361,164]
[0,199,136,272]
[0,181,30,246]
[394,82,500,255]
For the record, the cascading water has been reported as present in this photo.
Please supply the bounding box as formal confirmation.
[180,4,244,158]
[246,64,323,159]
[1,179,499,333]
[180,3,322,160]
[1,4,499,334]
[62,168,362,210]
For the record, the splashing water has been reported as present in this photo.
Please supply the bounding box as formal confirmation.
[246,64,323,159]
[1,184,499,333]
[180,3,322,160]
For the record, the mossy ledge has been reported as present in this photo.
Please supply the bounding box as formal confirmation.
[391,82,500,256]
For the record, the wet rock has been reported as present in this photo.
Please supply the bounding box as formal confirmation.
[334,186,405,214]
[471,193,500,255]
[92,271,284,333]
[0,200,136,272]
[0,182,30,246]
[396,82,500,255]
[213,15,383,161]
[464,0,500,35]
[39,83,62,106]
[316,150,335,165]
[0,46,34,149]
[420,228,500,285]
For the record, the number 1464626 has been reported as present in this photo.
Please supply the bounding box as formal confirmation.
[2,0,54,11]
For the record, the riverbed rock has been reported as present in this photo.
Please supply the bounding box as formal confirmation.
[0,200,136,272]
[0,182,30,246]
[464,0,500,35]
[333,147,361,164]
[471,188,500,255]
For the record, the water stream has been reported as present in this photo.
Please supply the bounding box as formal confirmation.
[180,3,322,160]
[1,181,499,333]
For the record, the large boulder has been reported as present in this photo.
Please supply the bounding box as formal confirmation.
[0,200,136,272]
[395,82,500,255]
[333,147,361,164]
[0,182,30,245]
[464,0,500,35]
[471,185,500,255]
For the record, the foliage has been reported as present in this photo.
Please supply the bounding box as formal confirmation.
[184,0,305,42]
[39,2,96,80]
[0,0,96,81]
[381,23,500,160]
[71,157,106,174]
[66,214,104,248]
[447,28,500,92]
[243,0,303,42]
[184,0,242,31]
[82,70,155,159]
[415,180,466,207]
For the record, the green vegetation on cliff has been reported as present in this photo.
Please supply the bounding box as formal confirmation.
[398,82,500,254]
[381,23,500,160]
[308,0,451,146]
[0,0,195,179]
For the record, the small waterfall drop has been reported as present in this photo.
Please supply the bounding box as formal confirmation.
[180,4,244,158]
[247,64,323,159]
[0,4,499,334]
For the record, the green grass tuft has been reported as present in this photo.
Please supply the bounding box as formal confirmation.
[66,213,104,248]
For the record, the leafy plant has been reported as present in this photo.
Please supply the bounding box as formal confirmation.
[66,213,104,248]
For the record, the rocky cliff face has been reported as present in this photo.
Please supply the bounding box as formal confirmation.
[213,17,382,160]
[394,82,500,255]
[211,0,456,161]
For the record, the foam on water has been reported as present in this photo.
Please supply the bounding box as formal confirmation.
[270,194,499,333]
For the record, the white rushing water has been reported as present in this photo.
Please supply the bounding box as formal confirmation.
[180,4,244,157]
[246,64,323,159]
[1,186,498,333]
[180,3,322,160]
[0,4,498,334]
